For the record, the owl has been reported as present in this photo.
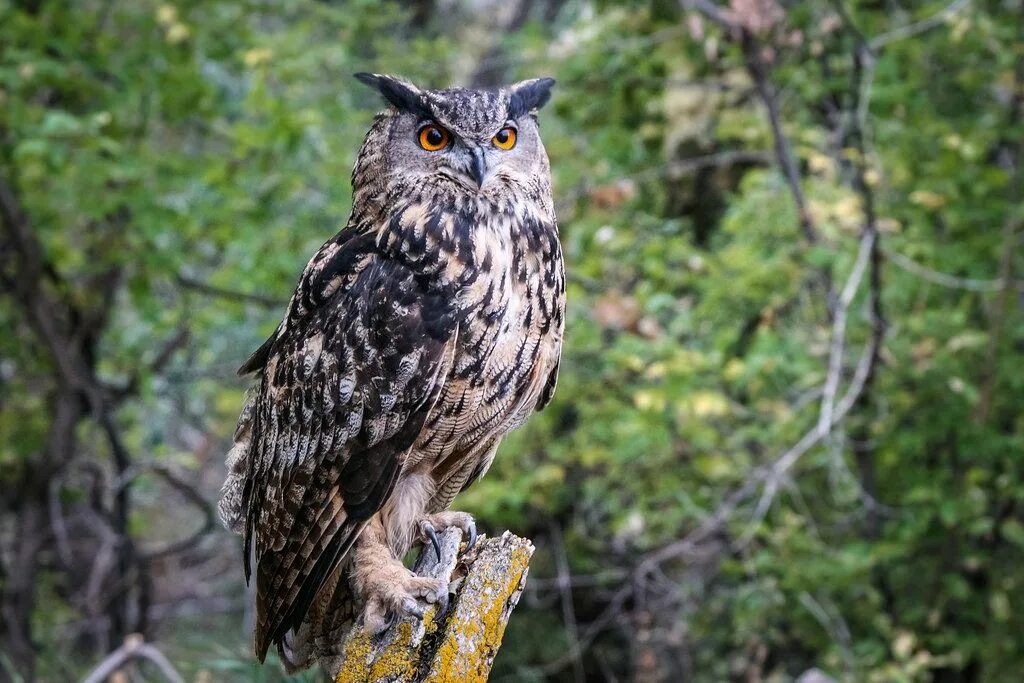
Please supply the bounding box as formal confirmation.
[218,73,564,671]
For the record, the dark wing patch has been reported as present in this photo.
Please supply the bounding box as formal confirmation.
[242,235,458,661]
[237,324,279,376]
[536,353,560,411]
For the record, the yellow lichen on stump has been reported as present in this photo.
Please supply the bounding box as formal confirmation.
[333,530,534,683]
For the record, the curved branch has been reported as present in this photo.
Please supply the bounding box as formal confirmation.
[869,0,971,50]
[177,274,286,308]
[82,633,184,683]
[115,462,216,561]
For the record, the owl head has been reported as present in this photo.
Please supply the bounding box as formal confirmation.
[352,73,555,202]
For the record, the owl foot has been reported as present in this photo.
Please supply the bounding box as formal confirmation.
[360,559,448,635]
[417,510,477,561]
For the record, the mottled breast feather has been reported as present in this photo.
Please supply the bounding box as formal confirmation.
[372,191,565,503]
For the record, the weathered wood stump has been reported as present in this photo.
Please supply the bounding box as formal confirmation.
[328,529,534,683]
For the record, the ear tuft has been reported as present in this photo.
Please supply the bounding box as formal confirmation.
[508,77,556,118]
[354,73,431,117]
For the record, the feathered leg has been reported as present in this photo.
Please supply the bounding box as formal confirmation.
[351,515,447,633]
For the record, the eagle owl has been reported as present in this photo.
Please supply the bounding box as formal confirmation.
[218,74,564,671]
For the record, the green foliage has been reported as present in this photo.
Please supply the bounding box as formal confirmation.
[1,0,1022,681]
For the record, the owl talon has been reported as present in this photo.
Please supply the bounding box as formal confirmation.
[435,586,450,618]
[419,520,442,560]
[419,511,477,555]
[373,611,397,637]
[401,597,425,620]
[359,559,447,636]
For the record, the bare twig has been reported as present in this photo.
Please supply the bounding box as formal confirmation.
[81,633,185,683]
[48,479,75,569]
[637,309,882,575]
[819,230,876,433]
[511,581,634,680]
[798,592,855,677]
[680,1,821,244]
[99,412,136,644]
[528,570,628,589]
[177,274,286,308]
[869,0,971,50]
[115,462,216,561]
[680,0,836,327]
[550,524,585,683]
[976,12,1024,422]
[828,0,889,536]
[112,326,191,399]
[680,0,734,32]
[883,247,1024,292]
[663,149,773,179]
[739,32,821,246]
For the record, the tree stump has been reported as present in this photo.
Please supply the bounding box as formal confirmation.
[328,529,534,683]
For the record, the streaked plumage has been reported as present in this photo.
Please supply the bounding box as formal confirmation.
[218,74,564,671]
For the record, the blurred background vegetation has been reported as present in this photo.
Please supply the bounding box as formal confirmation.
[1,0,1022,681]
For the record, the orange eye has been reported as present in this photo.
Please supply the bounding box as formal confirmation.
[418,124,450,151]
[492,126,517,150]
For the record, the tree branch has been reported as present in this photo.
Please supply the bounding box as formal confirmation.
[177,274,286,308]
[0,178,98,399]
[679,1,836,320]
[739,32,821,245]
[882,247,1024,292]
[975,4,1024,423]
[680,0,734,32]
[869,0,971,51]
[81,633,185,683]
[114,462,216,561]
[550,523,585,683]
[636,313,881,576]
[329,530,534,682]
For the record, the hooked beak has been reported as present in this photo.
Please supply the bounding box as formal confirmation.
[469,147,487,188]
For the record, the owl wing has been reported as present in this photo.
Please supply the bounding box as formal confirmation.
[240,231,458,661]
[536,356,560,411]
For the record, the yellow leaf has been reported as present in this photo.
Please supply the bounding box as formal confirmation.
[682,391,730,418]
[877,217,901,233]
[723,358,744,381]
[893,631,916,660]
[807,151,833,176]
[990,592,1010,621]
[633,390,665,412]
[947,331,987,352]
[243,47,274,68]
[165,22,191,44]
[694,454,733,479]
[156,4,178,25]
[643,361,667,380]
[912,337,937,362]
[833,195,862,231]
[910,190,946,209]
